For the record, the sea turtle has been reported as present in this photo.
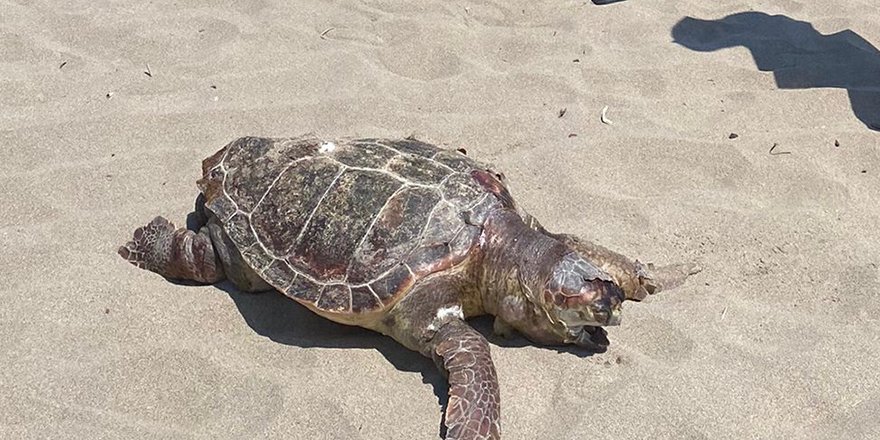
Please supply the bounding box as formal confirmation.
[119,136,698,439]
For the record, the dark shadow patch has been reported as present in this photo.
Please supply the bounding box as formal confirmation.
[215,282,448,435]
[672,11,880,131]
[186,193,208,231]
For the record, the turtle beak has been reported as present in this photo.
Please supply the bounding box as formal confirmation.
[570,326,610,351]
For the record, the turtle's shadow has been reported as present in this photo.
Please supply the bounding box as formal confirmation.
[216,282,600,435]
[672,11,880,131]
[217,282,450,436]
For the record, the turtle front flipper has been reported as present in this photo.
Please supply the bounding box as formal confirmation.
[431,319,501,440]
[118,216,225,283]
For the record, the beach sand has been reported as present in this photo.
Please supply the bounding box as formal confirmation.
[2,0,879,438]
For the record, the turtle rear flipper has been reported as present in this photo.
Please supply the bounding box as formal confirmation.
[118,216,225,284]
[432,319,501,440]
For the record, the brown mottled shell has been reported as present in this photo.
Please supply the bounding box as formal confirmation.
[197,136,509,318]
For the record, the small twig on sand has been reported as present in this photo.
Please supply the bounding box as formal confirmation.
[600,105,613,125]
[59,61,68,69]
[769,143,791,155]
[320,27,335,39]
[144,63,152,77]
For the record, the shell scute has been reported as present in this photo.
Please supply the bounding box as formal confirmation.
[334,141,396,168]
[441,173,485,208]
[347,186,441,284]
[285,275,321,303]
[471,169,516,209]
[221,138,297,212]
[351,286,381,313]
[205,190,236,222]
[407,243,456,276]
[262,259,298,286]
[317,284,351,312]
[420,201,463,246]
[225,213,256,248]
[240,244,273,272]
[291,169,402,281]
[385,138,438,157]
[463,194,502,226]
[386,154,453,185]
[432,150,476,172]
[251,157,342,257]
[370,264,415,302]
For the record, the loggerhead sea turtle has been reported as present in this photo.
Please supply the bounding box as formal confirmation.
[119,136,698,439]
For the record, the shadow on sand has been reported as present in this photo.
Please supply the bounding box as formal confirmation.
[672,11,880,131]
[218,282,601,437]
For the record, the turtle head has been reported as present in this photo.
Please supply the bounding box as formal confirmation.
[481,210,625,350]
[537,252,625,349]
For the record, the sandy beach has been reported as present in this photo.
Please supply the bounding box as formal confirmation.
[2,0,879,438]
